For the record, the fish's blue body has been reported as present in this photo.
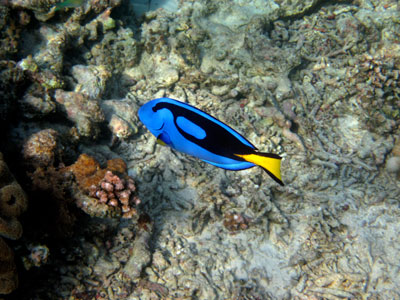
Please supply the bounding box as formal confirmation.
[138,97,284,185]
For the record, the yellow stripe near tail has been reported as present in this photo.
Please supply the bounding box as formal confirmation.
[234,153,283,185]
[156,138,167,146]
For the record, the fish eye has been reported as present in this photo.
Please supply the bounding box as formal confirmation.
[138,101,165,132]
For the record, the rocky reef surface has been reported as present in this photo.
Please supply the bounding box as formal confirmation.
[0,0,399,299]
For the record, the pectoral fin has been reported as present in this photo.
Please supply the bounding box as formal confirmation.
[157,132,171,146]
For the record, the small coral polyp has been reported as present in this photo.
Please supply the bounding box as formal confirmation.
[68,154,140,219]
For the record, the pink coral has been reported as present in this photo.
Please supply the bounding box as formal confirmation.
[88,170,138,219]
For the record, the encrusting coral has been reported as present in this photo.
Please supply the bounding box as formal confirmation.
[0,152,28,294]
[67,154,140,219]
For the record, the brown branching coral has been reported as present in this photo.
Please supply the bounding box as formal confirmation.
[0,152,28,294]
[67,154,140,219]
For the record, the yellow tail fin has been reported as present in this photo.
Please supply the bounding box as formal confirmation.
[234,152,284,186]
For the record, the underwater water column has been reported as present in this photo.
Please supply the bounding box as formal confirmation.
[130,0,179,17]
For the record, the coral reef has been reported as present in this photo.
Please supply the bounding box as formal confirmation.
[0,60,26,128]
[68,154,140,219]
[71,64,111,100]
[21,127,81,239]
[22,244,50,270]
[0,4,30,59]
[21,128,140,236]
[9,0,59,21]
[108,114,134,139]
[0,152,28,294]
[223,212,250,232]
[7,0,132,140]
[346,44,400,112]
[22,128,60,170]
[386,138,400,177]
[85,25,139,73]
[123,218,153,282]
[101,99,140,139]
[54,90,105,139]
[1,0,400,298]
[89,169,140,215]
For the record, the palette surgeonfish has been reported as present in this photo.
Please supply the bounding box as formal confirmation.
[138,98,284,186]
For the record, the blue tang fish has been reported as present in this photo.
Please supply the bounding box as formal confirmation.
[138,98,284,186]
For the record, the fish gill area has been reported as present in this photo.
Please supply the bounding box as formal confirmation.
[0,0,399,299]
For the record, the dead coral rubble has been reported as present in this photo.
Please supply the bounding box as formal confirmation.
[0,152,28,294]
